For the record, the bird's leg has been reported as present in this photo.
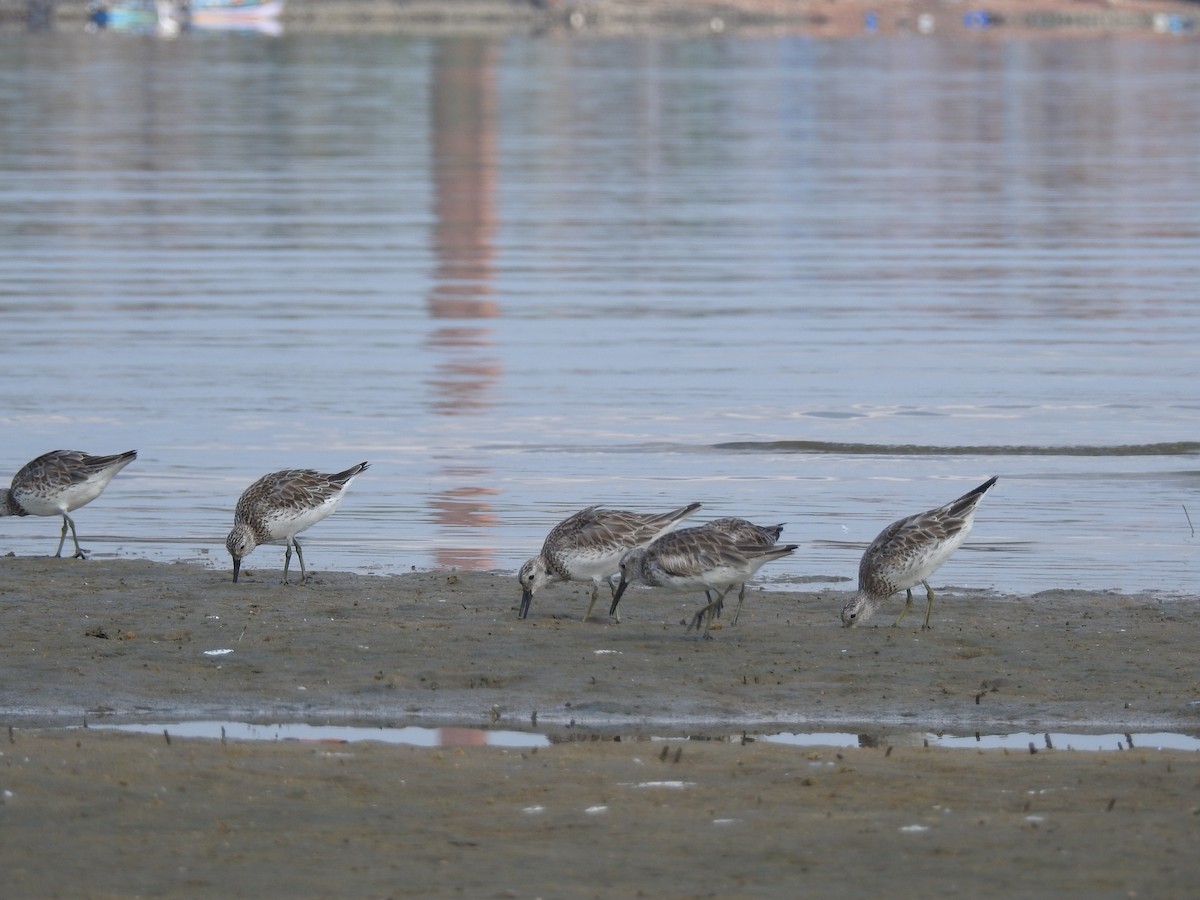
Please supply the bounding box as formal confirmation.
[294,538,308,584]
[691,591,718,631]
[701,589,729,640]
[61,514,86,559]
[892,588,914,627]
[69,517,86,558]
[54,515,69,557]
[731,582,748,626]
[690,590,728,639]
[582,581,600,622]
[282,542,293,584]
[597,580,619,624]
[700,588,720,624]
[597,580,624,624]
[921,580,935,630]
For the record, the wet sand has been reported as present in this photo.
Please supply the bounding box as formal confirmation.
[2,556,1199,896]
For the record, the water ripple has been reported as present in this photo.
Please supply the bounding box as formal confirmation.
[713,441,1200,457]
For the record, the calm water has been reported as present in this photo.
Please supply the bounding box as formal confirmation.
[1,31,1198,597]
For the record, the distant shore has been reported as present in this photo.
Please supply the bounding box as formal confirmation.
[4,0,1198,37]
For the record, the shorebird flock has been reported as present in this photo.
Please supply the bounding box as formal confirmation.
[0,450,368,585]
[522,475,996,638]
[1,449,998,636]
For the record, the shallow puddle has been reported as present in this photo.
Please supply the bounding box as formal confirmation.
[88,721,552,748]
[85,721,1200,753]
[761,730,1200,752]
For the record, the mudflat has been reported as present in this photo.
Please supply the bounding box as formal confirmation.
[2,556,1198,896]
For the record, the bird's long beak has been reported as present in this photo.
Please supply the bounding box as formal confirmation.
[519,588,533,619]
[609,577,629,617]
[232,558,241,583]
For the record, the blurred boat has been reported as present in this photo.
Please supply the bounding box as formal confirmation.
[88,0,284,35]
[88,0,179,34]
[188,0,285,31]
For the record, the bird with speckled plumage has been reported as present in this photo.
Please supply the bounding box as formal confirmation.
[700,517,785,625]
[610,525,797,639]
[1,449,137,559]
[226,463,368,584]
[518,502,702,622]
[841,476,997,630]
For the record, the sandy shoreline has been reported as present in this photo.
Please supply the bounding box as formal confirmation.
[2,729,1198,897]
[2,556,1198,733]
[2,556,1198,896]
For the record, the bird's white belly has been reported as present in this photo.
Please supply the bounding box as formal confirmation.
[260,496,341,543]
[560,550,623,582]
[647,563,740,593]
[16,480,106,516]
[892,529,970,590]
